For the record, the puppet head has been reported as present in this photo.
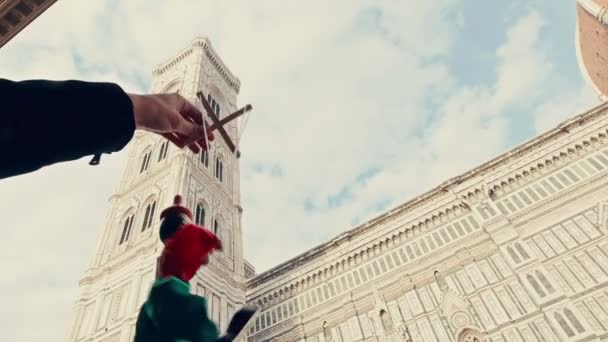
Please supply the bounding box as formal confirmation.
[159,224,222,282]
[159,195,194,243]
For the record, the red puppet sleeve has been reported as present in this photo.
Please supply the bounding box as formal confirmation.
[160,224,222,282]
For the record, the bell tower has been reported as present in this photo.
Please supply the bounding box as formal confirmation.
[64,37,248,342]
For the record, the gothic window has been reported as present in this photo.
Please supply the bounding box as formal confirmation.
[141,200,157,232]
[378,258,388,272]
[328,282,335,296]
[454,222,465,236]
[380,309,394,332]
[448,226,458,239]
[392,252,402,266]
[406,245,415,260]
[440,229,450,243]
[139,150,152,173]
[508,246,521,263]
[213,219,219,235]
[353,270,361,284]
[536,270,555,294]
[527,274,546,297]
[564,308,585,333]
[433,232,443,246]
[555,312,575,337]
[460,332,483,342]
[195,203,205,226]
[516,243,530,259]
[119,214,134,245]
[200,149,208,167]
[372,261,381,276]
[215,157,224,181]
[323,321,331,340]
[427,236,437,249]
[208,93,221,118]
[157,140,169,162]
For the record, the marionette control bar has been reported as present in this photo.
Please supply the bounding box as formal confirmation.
[197,91,252,154]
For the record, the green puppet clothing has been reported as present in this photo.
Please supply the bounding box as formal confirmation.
[135,276,220,342]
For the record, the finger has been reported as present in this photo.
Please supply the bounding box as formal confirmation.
[196,137,209,151]
[188,142,201,154]
[179,98,204,125]
[173,115,205,142]
[162,133,187,148]
[174,132,201,154]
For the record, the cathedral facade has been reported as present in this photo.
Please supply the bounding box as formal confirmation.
[64,36,608,342]
[245,100,608,342]
[64,37,249,342]
[247,99,608,342]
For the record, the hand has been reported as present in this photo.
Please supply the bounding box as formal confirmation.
[128,93,214,153]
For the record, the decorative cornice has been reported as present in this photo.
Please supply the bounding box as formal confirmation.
[246,102,608,291]
[152,37,241,93]
[0,0,58,48]
[577,0,608,25]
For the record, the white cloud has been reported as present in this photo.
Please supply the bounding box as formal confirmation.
[0,2,598,342]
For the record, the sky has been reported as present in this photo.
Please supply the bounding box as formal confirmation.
[0,0,603,341]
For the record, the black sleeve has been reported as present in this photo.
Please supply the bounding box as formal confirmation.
[0,78,136,179]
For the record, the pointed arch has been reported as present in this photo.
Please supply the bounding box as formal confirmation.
[527,274,546,297]
[515,242,530,259]
[379,309,394,332]
[206,84,227,119]
[555,312,575,337]
[141,195,158,232]
[157,139,169,162]
[139,147,153,174]
[507,246,521,263]
[160,79,183,93]
[118,208,136,245]
[564,308,585,333]
[195,202,206,226]
[214,154,225,182]
[535,270,555,294]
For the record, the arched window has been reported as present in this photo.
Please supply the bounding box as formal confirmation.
[323,321,331,340]
[564,308,585,333]
[379,309,394,332]
[141,201,157,232]
[208,93,221,118]
[139,150,152,173]
[195,203,206,226]
[119,214,135,245]
[508,246,521,263]
[515,243,530,259]
[200,149,208,167]
[555,312,575,337]
[536,270,555,294]
[527,274,546,297]
[158,140,169,162]
[215,158,224,182]
[213,219,219,235]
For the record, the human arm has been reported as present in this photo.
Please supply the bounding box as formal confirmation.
[0,78,135,179]
[0,79,213,179]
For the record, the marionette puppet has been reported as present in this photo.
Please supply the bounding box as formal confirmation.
[134,92,256,342]
[134,195,257,342]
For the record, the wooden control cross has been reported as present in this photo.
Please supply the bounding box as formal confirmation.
[197,91,252,155]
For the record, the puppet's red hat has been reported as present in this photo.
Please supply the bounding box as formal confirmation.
[160,195,193,221]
